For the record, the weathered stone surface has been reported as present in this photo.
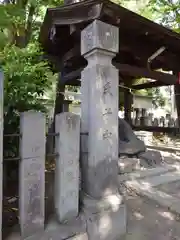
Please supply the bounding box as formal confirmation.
[19,111,46,239]
[118,118,146,156]
[81,20,120,199]
[44,213,87,240]
[81,19,119,55]
[138,150,163,167]
[82,194,123,213]
[83,196,126,240]
[5,213,87,240]
[118,156,140,174]
[68,233,88,240]
[80,20,126,240]
[55,112,80,223]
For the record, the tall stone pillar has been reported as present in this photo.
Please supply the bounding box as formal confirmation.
[81,20,126,240]
[81,20,119,198]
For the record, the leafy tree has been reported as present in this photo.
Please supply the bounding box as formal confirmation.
[142,0,180,121]
[0,0,61,161]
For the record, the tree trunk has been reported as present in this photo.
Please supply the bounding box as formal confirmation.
[46,73,65,155]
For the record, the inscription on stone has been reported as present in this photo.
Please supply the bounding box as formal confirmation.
[19,112,45,238]
[103,130,112,139]
[55,113,80,222]
[103,81,113,96]
[103,108,112,116]
[81,20,119,198]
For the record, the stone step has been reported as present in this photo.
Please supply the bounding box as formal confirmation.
[119,165,176,182]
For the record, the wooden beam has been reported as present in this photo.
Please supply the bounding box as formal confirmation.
[62,45,80,62]
[132,81,170,89]
[63,67,83,82]
[132,125,179,133]
[114,63,177,85]
[118,33,180,71]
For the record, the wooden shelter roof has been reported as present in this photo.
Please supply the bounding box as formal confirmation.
[40,0,180,86]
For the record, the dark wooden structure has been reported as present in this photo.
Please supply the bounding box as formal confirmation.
[40,0,180,133]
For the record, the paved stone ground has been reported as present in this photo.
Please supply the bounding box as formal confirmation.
[119,151,180,240]
[4,151,180,239]
[123,195,180,240]
[156,180,180,199]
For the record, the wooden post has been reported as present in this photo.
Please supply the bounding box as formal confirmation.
[19,111,46,239]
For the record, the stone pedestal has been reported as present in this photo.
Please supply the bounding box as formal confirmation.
[81,20,126,240]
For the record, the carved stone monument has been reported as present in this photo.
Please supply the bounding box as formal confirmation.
[19,111,46,239]
[81,20,126,240]
[55,112,80,222]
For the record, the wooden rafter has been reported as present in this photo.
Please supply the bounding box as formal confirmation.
[114,63,177,85]
[132,81,169,89]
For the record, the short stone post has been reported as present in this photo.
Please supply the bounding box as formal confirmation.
[19,111,46,239]
[160,116,165,127]
[81,20,126,240]
[140,108,147,126]
[55,112,80,222]
[153,117,159,126]
[0,71,3,240]
[168,117,175,127]
[165,114,171,127]
[147,113,153,126]
[134,108,140,126]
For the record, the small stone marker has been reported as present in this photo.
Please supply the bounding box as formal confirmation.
[0,70,3,240]
[55,112,80,222]
[19,111,46,239]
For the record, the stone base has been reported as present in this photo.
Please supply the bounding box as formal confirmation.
[5,213,88,240]
[5,195,126,240]
[82,194,127,240]
[118,156,140,173]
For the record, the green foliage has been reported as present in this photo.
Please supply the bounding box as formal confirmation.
[1,42,56,157]
[0,0,61,158]
[147,0,180,31]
